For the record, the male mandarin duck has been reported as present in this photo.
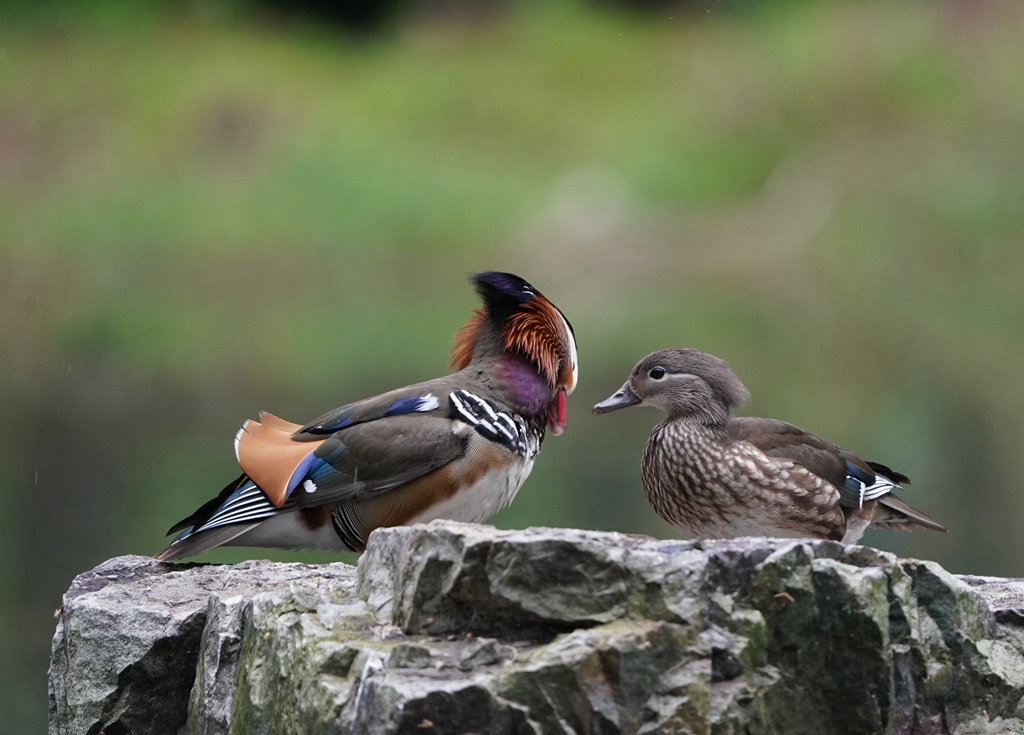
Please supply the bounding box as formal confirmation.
[155,272,578,561]
[593,349,946,544]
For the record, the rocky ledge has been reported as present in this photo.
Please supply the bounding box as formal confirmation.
[49,522,1024,735]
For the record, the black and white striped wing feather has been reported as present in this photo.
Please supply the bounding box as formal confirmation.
[839,462,900,509]
[171,479,280,541]
[449,389,530,457]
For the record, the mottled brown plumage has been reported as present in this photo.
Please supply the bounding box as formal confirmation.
[594,349,946,543]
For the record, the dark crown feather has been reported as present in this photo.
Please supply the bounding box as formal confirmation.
[452,272,541,370]
[471,271,538,324]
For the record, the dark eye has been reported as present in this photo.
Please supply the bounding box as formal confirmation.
[649,367,666,380]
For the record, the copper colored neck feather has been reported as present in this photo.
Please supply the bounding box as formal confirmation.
[451,299,564,390]
[502,298,563,389]
[451,309,487,371]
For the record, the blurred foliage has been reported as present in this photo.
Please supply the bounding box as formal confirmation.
[3,0,1024,730]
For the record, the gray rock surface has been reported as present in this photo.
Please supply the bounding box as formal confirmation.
[50,522,1024,735]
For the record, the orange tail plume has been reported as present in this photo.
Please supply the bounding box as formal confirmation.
[234,414,325,507]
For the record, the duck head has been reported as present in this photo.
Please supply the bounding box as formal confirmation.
[452,271,578,435]
[593,348,748,426]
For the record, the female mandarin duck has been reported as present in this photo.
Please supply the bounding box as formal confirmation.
[156,272,578,561]
[594,349,945,544]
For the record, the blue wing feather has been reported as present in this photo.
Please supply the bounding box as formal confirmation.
[302,393,442,434]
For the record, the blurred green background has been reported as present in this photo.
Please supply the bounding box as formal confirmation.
[4,0,1024,729]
